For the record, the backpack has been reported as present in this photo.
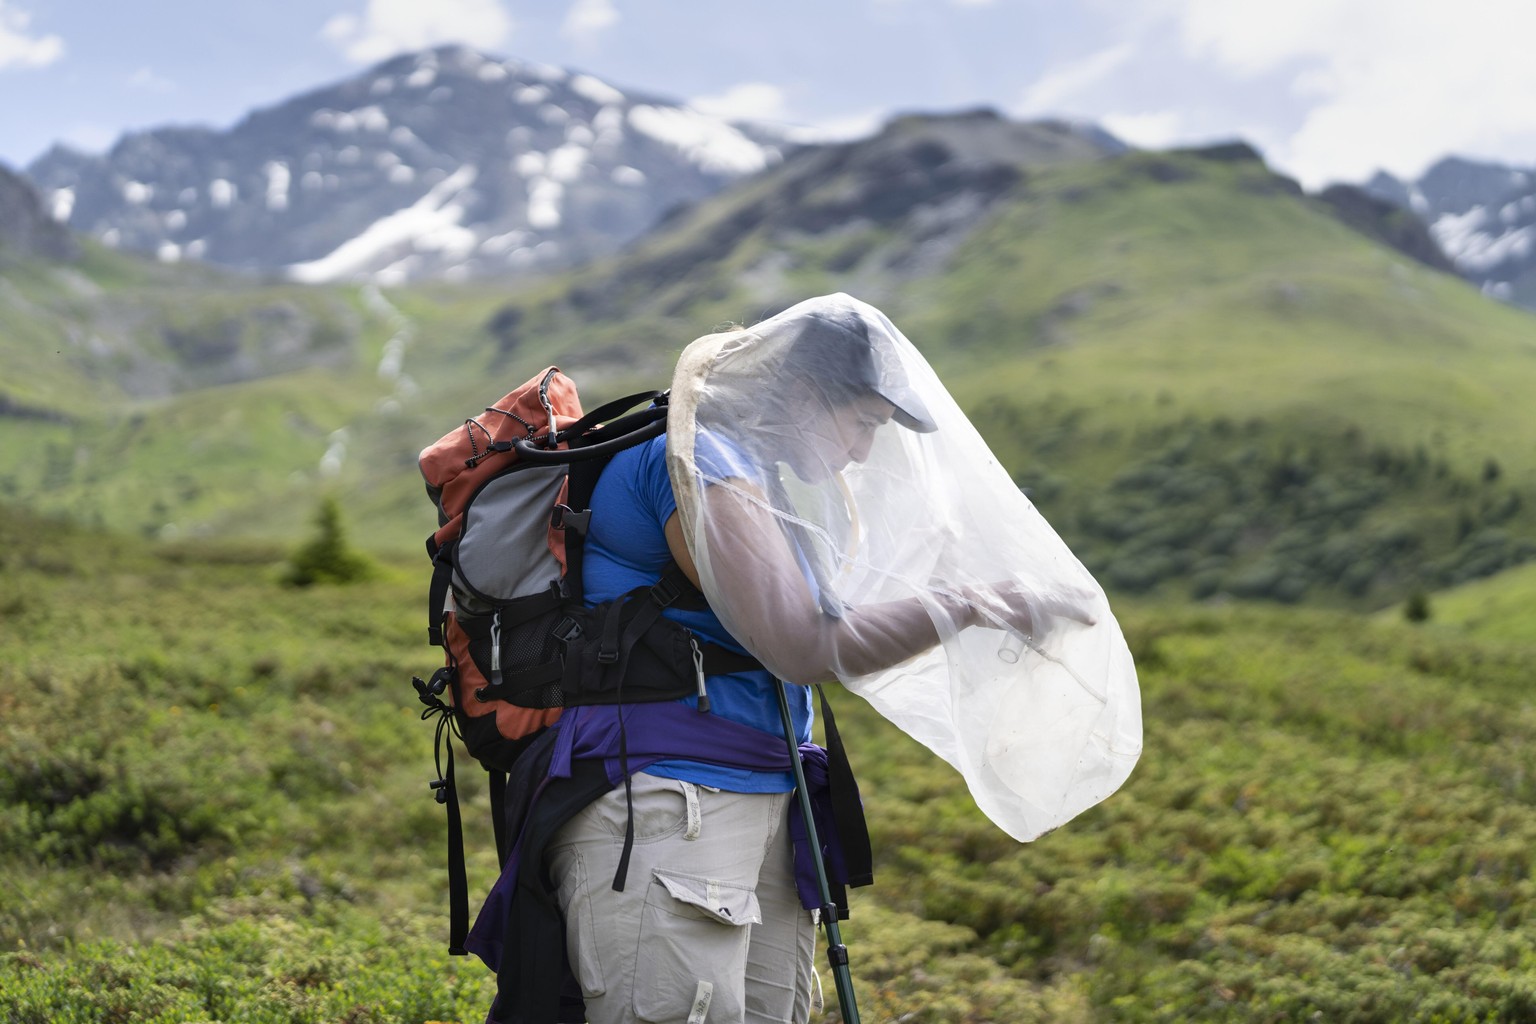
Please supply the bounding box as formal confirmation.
[410,366,760,953]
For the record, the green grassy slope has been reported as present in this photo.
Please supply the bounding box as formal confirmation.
[4,143,1535,591]
[1417,560,1536,642]
[5,517,1536,1022]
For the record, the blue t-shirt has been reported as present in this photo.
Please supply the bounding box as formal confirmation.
[582,433,813,792]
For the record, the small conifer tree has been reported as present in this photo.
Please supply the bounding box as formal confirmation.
[281,496,373,587]
[1403,589,1431,624]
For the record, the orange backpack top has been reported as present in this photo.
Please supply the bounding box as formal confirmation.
[418,367,586,758]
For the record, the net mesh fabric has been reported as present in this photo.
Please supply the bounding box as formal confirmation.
[666,293,1141,841]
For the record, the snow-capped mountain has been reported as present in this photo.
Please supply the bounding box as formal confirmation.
[25,46,790,284]
[1365,157,1536,311]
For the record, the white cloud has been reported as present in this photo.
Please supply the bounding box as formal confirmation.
[689,83,887,144]
[1015,42,1136,115]
[320,0,513,64]
[0,1,62,70]
[783,109,888,145]
[1155,0,1536,185]
[1100,110,1186,150]
[127,67,174,93]
[561,0,619,44]
[690,83,791,123]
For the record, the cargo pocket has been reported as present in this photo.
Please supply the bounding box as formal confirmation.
[633,868,761,1023]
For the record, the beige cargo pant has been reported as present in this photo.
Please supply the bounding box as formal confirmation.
[547,771,817,1023]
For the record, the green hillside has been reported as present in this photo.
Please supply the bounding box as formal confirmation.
[1417,560,1536,643]
[5,513,1536,1022]
[3,132,1535,603]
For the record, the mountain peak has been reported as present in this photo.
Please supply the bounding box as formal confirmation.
[1361,155,1536,310]
[23,48,789,284]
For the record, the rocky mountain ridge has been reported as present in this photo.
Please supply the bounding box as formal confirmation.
[1366,156,1536,311]
[0,164,77,262]
[24,45,790,284]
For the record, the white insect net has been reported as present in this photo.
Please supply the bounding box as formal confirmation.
[666,293,1141,841]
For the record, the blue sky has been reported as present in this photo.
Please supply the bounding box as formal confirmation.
[3,0,1534,189]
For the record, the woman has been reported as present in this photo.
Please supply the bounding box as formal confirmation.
[541,294,1086,1024]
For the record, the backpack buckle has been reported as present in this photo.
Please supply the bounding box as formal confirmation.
[413,667,454,708]
[551,504,591,534]
[552,616,584,645]
[650,574,684,608]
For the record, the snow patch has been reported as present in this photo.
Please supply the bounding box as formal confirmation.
[264,161,291,211]
[627,105,771,175]
[186,239,206,259]
[515,84,549,105]
[479,229,531,255]
[428,86,454,104]
[301,171,324,190]
[407,65,437,89]
[210,179,237,208]
[353,105,389,132]
[370,76,395,96]
[311,109,367,132]
[285,165,480,283]
[477,62,508,82]
[540,103,569,125]
[389,165,416,184]
[514,152,545,176]
[571,74,624,106]
[594,106,623,133]
[320,428,348,477]
[1430,206,1488,257]
[164,209,186,231]
[157,242,181,263]
[49,187,74,222]
[547,143,588,182]
[375,255,421,287]
[1455,226,1536,272]
[122,180,153,204]
[178,187,197,204]
[527,178,563,229]
[612,165,644,186]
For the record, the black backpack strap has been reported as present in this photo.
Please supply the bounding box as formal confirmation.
[817,684,874,893]
[426,544,453,647]
[413,669,471,954]
[562,390,666,439]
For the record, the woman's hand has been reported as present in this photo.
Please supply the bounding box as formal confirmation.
[960,580,1099,637]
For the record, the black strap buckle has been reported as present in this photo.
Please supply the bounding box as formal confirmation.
[551,504,592,534]
[552,616,584,645]
[413,667,454,709]
[650,574,684,608]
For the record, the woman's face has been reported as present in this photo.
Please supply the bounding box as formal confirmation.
[789,391,895,482]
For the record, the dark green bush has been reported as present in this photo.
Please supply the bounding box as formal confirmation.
[280,496,375,587]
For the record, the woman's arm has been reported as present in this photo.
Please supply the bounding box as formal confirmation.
[664,479,986,685]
